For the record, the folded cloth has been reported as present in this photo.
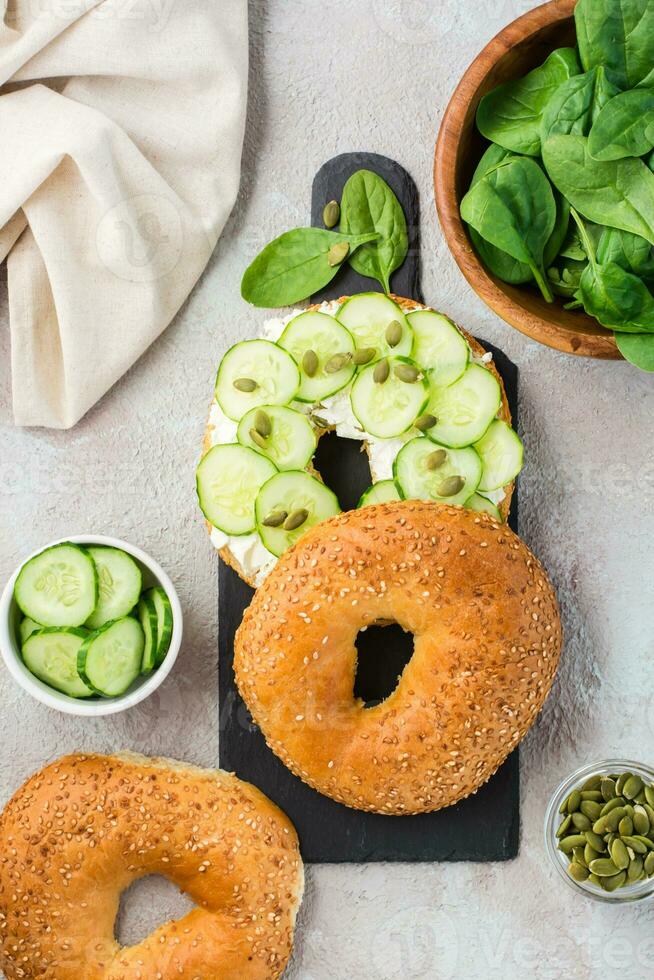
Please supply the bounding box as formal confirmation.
[0,0,248,427]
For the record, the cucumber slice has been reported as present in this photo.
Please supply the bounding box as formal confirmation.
[19,617,40,646]
[77,617,144,697]
[138,594,158,674]
[215,340,300,421]
[85,546,142,629]
[357,480,401,508]
[350,357,429,438]
[196,444,277,535]
[393,437,482,507]
[406,310,469,387]
[425,363,501,448]
[337,293,414,359]
[474,419,524,491]
[278,312,355,401]
[22,628,93,699]
[14,543,98,629]
[147,587,173,666]
[255,471,341,558]
[237,405,316,470]
[466,493,502,521]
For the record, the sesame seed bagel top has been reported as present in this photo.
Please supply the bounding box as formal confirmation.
[235,502,562,815]
[0,753,303,980]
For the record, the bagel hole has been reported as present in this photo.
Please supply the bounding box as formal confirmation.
[312,430,372,510]
[115,875,194,947]
[354,622,414,707]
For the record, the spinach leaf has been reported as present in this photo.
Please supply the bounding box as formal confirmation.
[339,170,408,293]
[547,257,588,297]
[596,227,654,279]
[540,67,620,141]
[460,156,557,301]
[575,0,654,89]
[476,48,580,156]
[542,135,654,244]
[241,228,379,307]
[615,331,654,369]
[588,88,654,161]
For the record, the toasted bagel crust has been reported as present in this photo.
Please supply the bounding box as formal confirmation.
[202,295,515,587]
[235,502,562,814]
[0,753,303,979]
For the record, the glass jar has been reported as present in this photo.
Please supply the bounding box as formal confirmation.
[544,759,654,904]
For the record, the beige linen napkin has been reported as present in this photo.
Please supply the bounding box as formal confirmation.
[0,0,248,428]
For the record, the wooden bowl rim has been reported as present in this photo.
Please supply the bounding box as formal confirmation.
[434,0,621,361]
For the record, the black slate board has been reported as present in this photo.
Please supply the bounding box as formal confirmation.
[218,153,520,863]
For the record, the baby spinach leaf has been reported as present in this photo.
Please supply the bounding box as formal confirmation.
[547,257,588,298]
[588,88,654,160]
[460,156,557,301]
[542,135,654,244]
[575,0,654,89]
[540,67,620,141]
[476,48,580,156]
[615,331,654,369]
[596,227,654,279]
[241,228,379,307]
[339,170,408,293]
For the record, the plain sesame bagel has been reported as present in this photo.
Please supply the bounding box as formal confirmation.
[0,753,304,980]
[234,502,562,815]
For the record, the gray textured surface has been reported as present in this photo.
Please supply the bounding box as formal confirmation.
[1,0,654,976]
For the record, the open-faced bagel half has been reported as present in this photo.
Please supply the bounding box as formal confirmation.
[235,502,562,815]
[202,294,517,588]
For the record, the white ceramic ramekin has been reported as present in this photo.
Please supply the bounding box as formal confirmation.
[0,535,182,717]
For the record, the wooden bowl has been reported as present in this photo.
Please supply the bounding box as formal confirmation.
[434,0,620,360]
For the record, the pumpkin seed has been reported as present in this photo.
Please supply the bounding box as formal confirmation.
[581,791,603,803]
[572,846,587,866]
[254,409,272,438]
[352,347,376,365]
[645,785,654,808]
[426,449,448,470]
[567,790,582,814]
[585,842,603,865]
[569,862,590,882]
[302,349,319,377]
[601,870,627,892]
[589,857,621,877]
[572,812,591,832]
[327,242,350,266]
[592,817,610,835]
[628,855,644,881]
[233,377,258,392]
[644,851,654,876]
[643,803,654,826]
[559,834,588,853]
[610,838,630,870]
[556,814,572,838]
[323,200,340,229]
[587,873,602,886]
[601,778,616,802]
[605,807,628,832]
[311,415,330,428]
[582,775,603,791]
[262,510,287,527]
[373,359,390,384]
[324,352,352,374]
[414,414,437,432]
[393,363,420,383]
[249,427,268,450]
[385,320,403,348]
[619,816,634,836]
[585,831,606,852]
[620,835,648,855]
[580,800,603,821]
[600,796,625,817]
[615,773,630,796]
[438,476,465,498]
[283,508,309,531]
[633,806,650,836]
[633,835,654,851]
[624,775,644,800]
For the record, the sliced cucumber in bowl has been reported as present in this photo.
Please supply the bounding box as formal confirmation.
[406,309,469,387]
[393,437,482,507]
[77,617,145,697]
[278,311,355,401]
[215,339,300,421]
[425,363,501,448]
[337,293,414,359]
[255,470,341,557]
[14,543,98,629]
[147,586,173,666]
[85,546,142,629]
[237,405,316,470]
[474,419,523,491]
[196,444,277,535]
[350,357,429,438]
[22,628,93,699]
[357,480,401,508]
[138,592,159,674]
